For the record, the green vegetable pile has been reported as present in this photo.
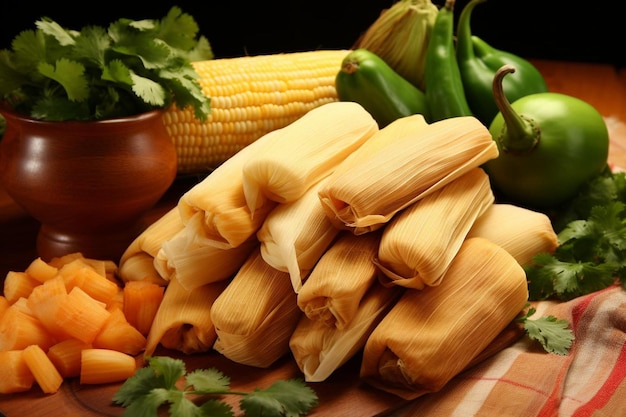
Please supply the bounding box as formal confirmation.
[0,7,212,121]
[113,356,318,417]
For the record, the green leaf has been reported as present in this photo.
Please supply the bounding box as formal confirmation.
[10,30,49,73]
[157,6,201,51]
[240,380,319,417]
[35,17,77,46]
[146,356,187,388]
[130,71,166,106]
[198,400,235,417]
[38,58,89,101]
[518,308,575,355]
[186,368,230,393]
[102,59,133,85]
[73,25,110,68]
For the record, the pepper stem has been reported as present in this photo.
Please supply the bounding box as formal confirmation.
[492,64,540,153]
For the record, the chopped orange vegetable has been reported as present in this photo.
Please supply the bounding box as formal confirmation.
[107,288,125,311]
[55,287,112,344]
[0,295,9,317]
[80,348,137,384]
[0,306,55,351]
[24,257,58,283]
[27,277,70,341]
[47,338,92,378]
[93,308,146,355]
[123,280,165,335]
[0,350,35,393]
[63,260,120,305]
[11,297,33,315]
[3,271,41,304]
[23,344,64,394]
[47,252,86,268]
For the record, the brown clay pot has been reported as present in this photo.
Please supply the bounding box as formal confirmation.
[0,109,177,262]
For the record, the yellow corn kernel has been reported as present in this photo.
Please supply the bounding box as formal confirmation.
[163,50,350,174]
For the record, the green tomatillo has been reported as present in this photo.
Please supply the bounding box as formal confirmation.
[483,65,609,210]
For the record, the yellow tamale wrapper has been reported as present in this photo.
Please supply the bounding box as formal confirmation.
[374,168,494,289]
[318,115,498,234]
[211,248,302,368]
[242,101,378,215]
[290,281,403,382]
[466,203,559,266]
[360,237,529,400]
[297,230,383,329]
[257,177,340,293]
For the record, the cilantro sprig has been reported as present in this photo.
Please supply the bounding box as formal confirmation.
[112,356,319,417]
[517,304,575,355]
[526,168,626,301]
[0,7,212,121]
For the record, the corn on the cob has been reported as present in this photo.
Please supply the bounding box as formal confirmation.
[360,237,529,400]
[297,230,383,329]
[164,50,350,174]
[290,281,402,382]
[375,168,494,289]
[242,101,378,216]
[210,248,301,368]
[144,274,228,357]
[257,177,340,293]
[118,207,184,285]
[318,115,498,234]
[466,203,559,266]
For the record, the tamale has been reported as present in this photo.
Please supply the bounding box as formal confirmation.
[297,230,383,328]
[374,168,494,289]
[290,281,402,382]
[466,203,559,266]
[257,177,339,293]
[211,249,302,368]
[242,101,378,216]
[143,274,228,357]
[118,207,184,285]
[360,237,529,400]
[318,116,498,234]
[158,212,258,290]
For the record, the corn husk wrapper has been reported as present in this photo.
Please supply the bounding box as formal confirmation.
[466,203,559,266]
[360,237,529,400]
[354,0,438,90]
[211,249,302,368]
[158,212,258,290]
[297,230,383,329]
[318,116,498,234]
[375,168,494,289]
[144,274,228,357]
[242,101,378,216]
[118,207,184,285]
[290,281,403,382]
[257,177,339,293]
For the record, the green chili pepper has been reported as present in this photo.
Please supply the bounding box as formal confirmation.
[335,48,428,127]
[423,0,472,122]
[483,65,609,210]
[456,0,548,126]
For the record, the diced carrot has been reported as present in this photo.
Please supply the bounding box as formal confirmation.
[80,348,137,385]
[123,281,165,336]
[0,296,9,318]
[67,262,120,305]
[27,277,71,341]
[56,258,90,289]
[24,257,58,283]
[4,271,41,304]
[107,289,125,311]
[47,252,86,268]
[23,344,64,394]
[54,287,111,344]
[93,308,146,355]
[11,297,33,316]
[0,350,35,393]
[47,338,92,378]
[0,306,55,351]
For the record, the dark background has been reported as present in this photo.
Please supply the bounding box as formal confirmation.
[0,1,622,67]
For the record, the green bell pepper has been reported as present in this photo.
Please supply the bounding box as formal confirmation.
[483,65,609,210]
[456,0,548,126]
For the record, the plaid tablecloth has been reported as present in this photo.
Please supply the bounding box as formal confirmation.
[391,285,626,417]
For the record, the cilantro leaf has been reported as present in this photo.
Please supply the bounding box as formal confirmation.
[35,17,77,46]
[517,306,575,355]
[185,368,230,393]
[38,58,89,101]
[240,380,319,417]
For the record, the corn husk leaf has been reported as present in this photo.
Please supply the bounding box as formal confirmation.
[211,249,302,368]
[360,237,529,400]
[375,168,494,289]
[297,230,383,329]
[290,281,402,382]
[319,115,498,234]
[242,101,378,216]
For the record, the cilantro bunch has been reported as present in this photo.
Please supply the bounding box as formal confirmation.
[526,168,626,301]
[113,356,319,417]
[0,7,212,121]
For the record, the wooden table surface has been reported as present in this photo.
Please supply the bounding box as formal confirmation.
[1,59,626,417]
